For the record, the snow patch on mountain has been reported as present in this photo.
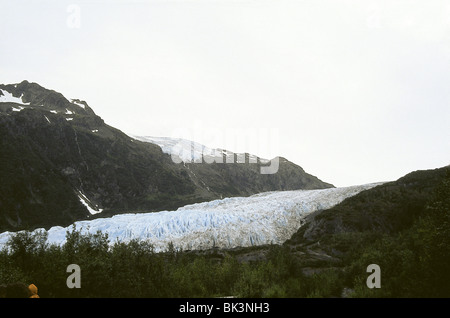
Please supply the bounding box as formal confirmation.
[0,183,382,252]
[0,89,30,105]
[78,191,103,215]
[71,99,86,109]
[11,106,25,112]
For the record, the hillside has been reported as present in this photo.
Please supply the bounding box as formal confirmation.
[287,166,450,245]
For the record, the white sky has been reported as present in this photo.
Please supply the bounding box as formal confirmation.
[1,0,449,187]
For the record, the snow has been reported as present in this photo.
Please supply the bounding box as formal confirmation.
[65,109,74,115]
[71,99,86,109]
[66,118,73,121]
[11,106,24,112]
[0,89,30,105]
[0,183,383,252]
[133,136,265,164]
[133,136,214,163]
[44,115,51,123]
[78,192,103,215]
[50,110,58,114]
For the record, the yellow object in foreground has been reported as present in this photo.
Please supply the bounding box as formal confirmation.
[28,284,39,298]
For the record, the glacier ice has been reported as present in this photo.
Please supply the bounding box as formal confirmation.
[0,183,382,252]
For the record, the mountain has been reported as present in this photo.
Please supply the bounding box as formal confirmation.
[134,136,334,196]
[0,80,333,233]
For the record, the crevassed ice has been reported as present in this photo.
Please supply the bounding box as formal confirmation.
[0,183,383,252]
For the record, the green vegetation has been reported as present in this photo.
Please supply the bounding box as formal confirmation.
[0,229,344,298]
[346,169,450,297]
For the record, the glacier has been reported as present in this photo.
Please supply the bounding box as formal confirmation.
[0,183,382,252]
[132,135,267,165]
[132,136,215,163]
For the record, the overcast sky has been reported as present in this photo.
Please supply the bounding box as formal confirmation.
[1,0,449,187]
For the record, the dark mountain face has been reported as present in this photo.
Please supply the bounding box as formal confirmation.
[0,81,333,232]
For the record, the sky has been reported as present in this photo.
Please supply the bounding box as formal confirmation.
[1,0,449,187]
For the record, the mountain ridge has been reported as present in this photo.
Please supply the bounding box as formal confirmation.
[0,80,333,232]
